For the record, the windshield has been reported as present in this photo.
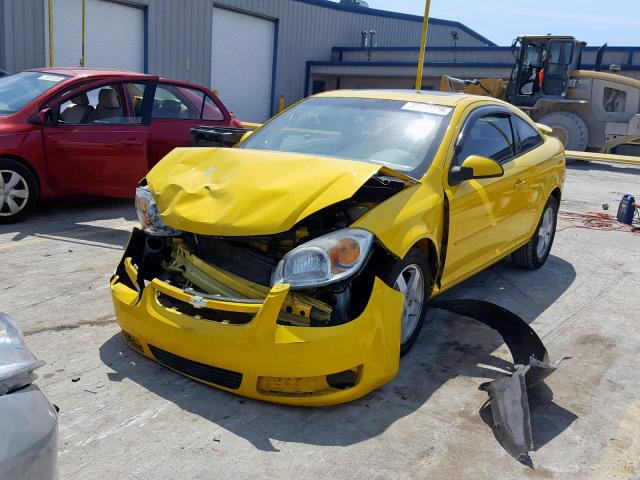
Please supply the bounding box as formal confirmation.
[240,97,453,178]
[0,71,69,115]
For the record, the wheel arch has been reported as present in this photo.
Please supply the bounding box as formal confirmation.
[525,184,563,241]
[412,238,439,288]
[0,154,41,193]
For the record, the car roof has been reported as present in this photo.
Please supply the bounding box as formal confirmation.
[314,89,496,108]
[24,67,198,86]
[26,67,152,77]
[23,67,217,94]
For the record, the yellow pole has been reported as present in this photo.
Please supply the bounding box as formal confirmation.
[48,0,54,66]
[80,0,86,66]
[415,0,431,90]
[279,95,285,112]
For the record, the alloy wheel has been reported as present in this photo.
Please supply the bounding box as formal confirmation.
[394,264,425,344]
[537,205,555,258]
[0,170,30,217]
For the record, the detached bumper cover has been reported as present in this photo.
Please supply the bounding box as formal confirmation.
[431,300,564,460]
[111,240,404,406]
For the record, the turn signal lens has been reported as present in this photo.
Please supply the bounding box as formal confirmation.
[329,238,361,272]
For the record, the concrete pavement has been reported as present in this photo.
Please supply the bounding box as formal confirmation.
[1,162,639,479]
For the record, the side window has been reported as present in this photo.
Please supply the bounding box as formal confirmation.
[202,95,224,121]
[547,41,573,65]
[457,114,515,165]
[58,84,128,124]
[123,83,148,124]
[603,87,626,113]
[513,116,543,152]
[153,83,204,119]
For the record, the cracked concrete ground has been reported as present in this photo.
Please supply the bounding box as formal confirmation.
[1,162,639,479]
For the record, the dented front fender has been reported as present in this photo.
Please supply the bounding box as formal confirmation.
[353,167,445,261]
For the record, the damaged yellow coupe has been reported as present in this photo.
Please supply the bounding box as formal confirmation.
[111,90,565,406]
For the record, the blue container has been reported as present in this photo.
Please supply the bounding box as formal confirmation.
[617,194,636,225]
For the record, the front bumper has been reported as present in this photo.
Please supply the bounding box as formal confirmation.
[0,384,59,480]
[111,231,404,406]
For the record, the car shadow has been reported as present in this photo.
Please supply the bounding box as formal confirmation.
[0,196,136,249]
[99,254,577,453]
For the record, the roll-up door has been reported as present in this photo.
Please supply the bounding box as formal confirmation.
[45,0,144,72]
[211,7,275,122]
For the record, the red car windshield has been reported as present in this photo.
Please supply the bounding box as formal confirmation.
[0,71,69,115]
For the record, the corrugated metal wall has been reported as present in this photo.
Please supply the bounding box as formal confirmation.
[0,2,5,69]
[2,1,639,102]
[0,0,46,72]
[209,0,489,107]
[142,0,492,108]
[1,0,492,104]
[146,0,211,84]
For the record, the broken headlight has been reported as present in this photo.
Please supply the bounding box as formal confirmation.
[0,312,44,395]
[272,228,373,289]
[135,185,180,236]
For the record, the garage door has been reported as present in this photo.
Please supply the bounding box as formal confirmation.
[44,0,144,72]
[211,8,274,123]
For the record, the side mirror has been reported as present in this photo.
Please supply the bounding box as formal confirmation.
[33,107,54,126]
[449,155,504,185]
[535,123,553,135]
[239,130,253,143]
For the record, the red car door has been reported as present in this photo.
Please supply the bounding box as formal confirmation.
[147,82,231,166]
[42,77,157,198]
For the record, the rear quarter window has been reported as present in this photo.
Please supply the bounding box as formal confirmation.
[513,116,543,152]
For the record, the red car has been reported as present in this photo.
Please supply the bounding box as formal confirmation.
[0,68,241,223]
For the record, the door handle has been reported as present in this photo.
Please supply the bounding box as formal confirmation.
[514,179,527,189]
[122,138,143,146]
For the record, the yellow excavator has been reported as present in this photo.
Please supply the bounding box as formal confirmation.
[440,35,640,158]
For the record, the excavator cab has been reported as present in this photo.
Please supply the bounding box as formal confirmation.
[507,35,585,107]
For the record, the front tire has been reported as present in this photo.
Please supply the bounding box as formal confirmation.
[0,159,38,224]
[511,195,558,269]
[538,111,589,152]
[383,249,432,356]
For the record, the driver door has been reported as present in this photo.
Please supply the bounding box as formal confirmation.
[441,106,521,287]
[42,76,156,198]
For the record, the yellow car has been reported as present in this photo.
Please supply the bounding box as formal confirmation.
[111,90,565,406]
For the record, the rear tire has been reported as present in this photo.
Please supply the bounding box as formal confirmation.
[511,195,558,269]
[538,111,589,152]
[382,249,432,356]
[0,159,38,224]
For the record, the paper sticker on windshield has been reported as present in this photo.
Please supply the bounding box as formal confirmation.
[401,102,452,116]
[38,74,65,82]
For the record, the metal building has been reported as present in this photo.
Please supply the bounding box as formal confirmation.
[0,0,494,121]
[309,45,640,93]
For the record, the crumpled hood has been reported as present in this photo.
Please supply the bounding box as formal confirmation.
[147,147,405,236]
